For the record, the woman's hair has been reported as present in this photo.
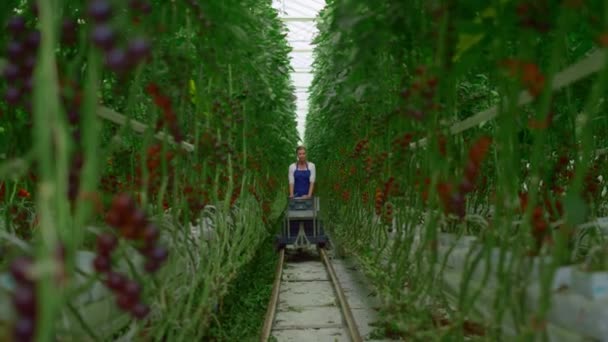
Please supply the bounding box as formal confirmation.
[296,145,306,154]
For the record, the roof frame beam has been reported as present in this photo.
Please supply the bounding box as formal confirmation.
[280,17,316,22]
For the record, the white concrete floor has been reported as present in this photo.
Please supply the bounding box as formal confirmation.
[270,248,394,341]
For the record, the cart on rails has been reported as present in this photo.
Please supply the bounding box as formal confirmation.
[276,197,327,250]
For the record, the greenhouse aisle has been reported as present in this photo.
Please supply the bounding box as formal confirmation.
[0,0,608,341]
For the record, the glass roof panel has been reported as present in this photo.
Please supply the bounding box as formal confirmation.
[285,22,317,42]
[272,0,325,142]
[273,0,325,18]
[290,52,313,71]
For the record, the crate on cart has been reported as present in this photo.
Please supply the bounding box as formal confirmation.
[276,197,327,249]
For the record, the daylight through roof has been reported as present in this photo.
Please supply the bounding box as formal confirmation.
[272,0,325,142]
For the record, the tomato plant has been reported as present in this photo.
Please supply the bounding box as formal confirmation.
[0,0,296,340]
[307,0,608,339]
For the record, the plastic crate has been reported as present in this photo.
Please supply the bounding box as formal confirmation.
[288,198,314,211]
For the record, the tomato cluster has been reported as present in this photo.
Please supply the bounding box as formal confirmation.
[9,246,65,342]
[146,83,183,143]
[2,16,40,110]
[501,59,546,97]
[104,194,168,271]
[93,194,168,319]
[10,257,37,342]
[134,143,176,199]
[352,139,369,158]
[398,66,440,121]
[88,0,152,75]
[184,185,210,224]
[437,137,492,218]
[374,188,384,216]
[391,133,413,153]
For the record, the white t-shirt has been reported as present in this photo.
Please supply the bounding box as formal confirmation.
[288,162,316,184]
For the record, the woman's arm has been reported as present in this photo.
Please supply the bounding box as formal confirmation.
[288,164,295,198]
[307,163,316,197]
[307,182,315,197]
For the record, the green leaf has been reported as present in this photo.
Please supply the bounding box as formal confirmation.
[228,24,248,43]
[453,33,485,62]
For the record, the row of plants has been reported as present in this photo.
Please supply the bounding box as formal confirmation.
[307,0,608,340]
[0,0,296,340]
[204,235,278,341]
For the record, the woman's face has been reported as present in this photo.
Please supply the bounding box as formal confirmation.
[297,149,306,162]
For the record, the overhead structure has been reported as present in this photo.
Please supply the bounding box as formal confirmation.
[272,0,325,142]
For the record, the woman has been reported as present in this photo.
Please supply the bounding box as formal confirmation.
[288,146,316,199]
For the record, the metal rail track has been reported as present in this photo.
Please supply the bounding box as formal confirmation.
[261,248,285,340]
[260,248,362,342]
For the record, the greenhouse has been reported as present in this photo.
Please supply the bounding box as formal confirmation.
[1,0,608,341]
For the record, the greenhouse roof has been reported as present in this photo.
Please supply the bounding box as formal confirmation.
[272,0,325,142]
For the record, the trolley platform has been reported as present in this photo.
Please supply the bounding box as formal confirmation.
[276,197,327,249]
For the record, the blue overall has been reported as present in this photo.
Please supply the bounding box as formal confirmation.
[290,162,314,237]
[293,163,311,197]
